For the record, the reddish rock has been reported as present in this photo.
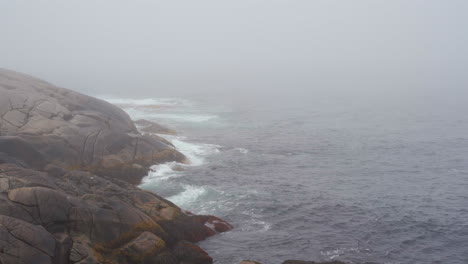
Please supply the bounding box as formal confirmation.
[122,231,166,254]
[0,69,234,264]
[0,163,234,264]
[173,240,213,264]
[158,215,217,245]
[205,215,234,233]
[240,261,263,264]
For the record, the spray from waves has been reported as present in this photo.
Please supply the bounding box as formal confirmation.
[100,96,271,232]
[100,96,222,209]
[141,162,181,183]
[145,113,218,123]
[100,95,220,181]
[170,136,221,166]
[99,97,190,107]
[98,96,219,124]
[124,108,219,123]
[235,147,249,154]
[167,184,209,206]
[138,135,221,207]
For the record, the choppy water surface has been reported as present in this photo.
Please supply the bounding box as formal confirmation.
[102,93,468,264]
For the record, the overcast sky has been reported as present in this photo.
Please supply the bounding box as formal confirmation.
[1,0,467,98]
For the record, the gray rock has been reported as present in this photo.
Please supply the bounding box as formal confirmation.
[0,163,231,264]
[135,119,177,135]
[0,215,56,264]
[121,231,166,257]
[7,186,71,225]
[0,177,9,192]
[0,69,232,264]
[0,68,186,183]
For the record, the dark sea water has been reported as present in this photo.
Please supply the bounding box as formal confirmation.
[102,91,468,264]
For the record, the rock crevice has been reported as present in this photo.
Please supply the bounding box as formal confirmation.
[0,69,233,264]
[0,68,186,181]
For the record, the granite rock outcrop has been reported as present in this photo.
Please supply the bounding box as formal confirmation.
[0,69,232,264]
[0,68,186,184]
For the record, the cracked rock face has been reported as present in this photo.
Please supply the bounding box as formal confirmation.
[0,68,186,183]
[0,163,232,264]
[0,69,233,264]
[0,215,56,264]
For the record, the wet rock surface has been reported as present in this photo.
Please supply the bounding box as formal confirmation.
[134,119,177,135]
[0,68,186,183]
[0,69,232,264]
[0,163,231,264]
[0,69,347,264]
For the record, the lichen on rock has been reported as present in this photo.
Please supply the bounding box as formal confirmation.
[0,69,232,264]
[0,68,186,183]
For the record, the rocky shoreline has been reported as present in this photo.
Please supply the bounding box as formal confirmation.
[0,68,232,264]
[0,69,356,264]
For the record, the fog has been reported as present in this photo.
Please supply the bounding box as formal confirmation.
[1,0,467,100]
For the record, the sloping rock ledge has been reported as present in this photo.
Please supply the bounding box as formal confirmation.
[0,68,187,184]
[0,69,232,264]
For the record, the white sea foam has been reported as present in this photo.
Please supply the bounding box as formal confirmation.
[141,162,181,184]
[99,96,218,124]
[320,247,363,260]
[137,129,221,196]
[171,138,220,166]
[127,110,218,123]
[235,148,249,154]
[101,96,221,174]
[104,96,229,218]
[99,97,189,107]
[238,208,272,232]
[139,137,220,187]
[167,185,207,206]
[120,107,156,121]
[252,220,272,231]
[146,113,218,123]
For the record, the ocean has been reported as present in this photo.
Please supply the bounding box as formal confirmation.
[101,91,468,264]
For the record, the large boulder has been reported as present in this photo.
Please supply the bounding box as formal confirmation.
[0,215,56,264]
[0,69,233,264]
[0,163,232,264]
[0,68,186,183]
[173,241,213,264]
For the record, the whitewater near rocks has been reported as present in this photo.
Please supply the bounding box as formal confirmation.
[0,69,233,264]
[102,91,468,264]
[1,68,467,264]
